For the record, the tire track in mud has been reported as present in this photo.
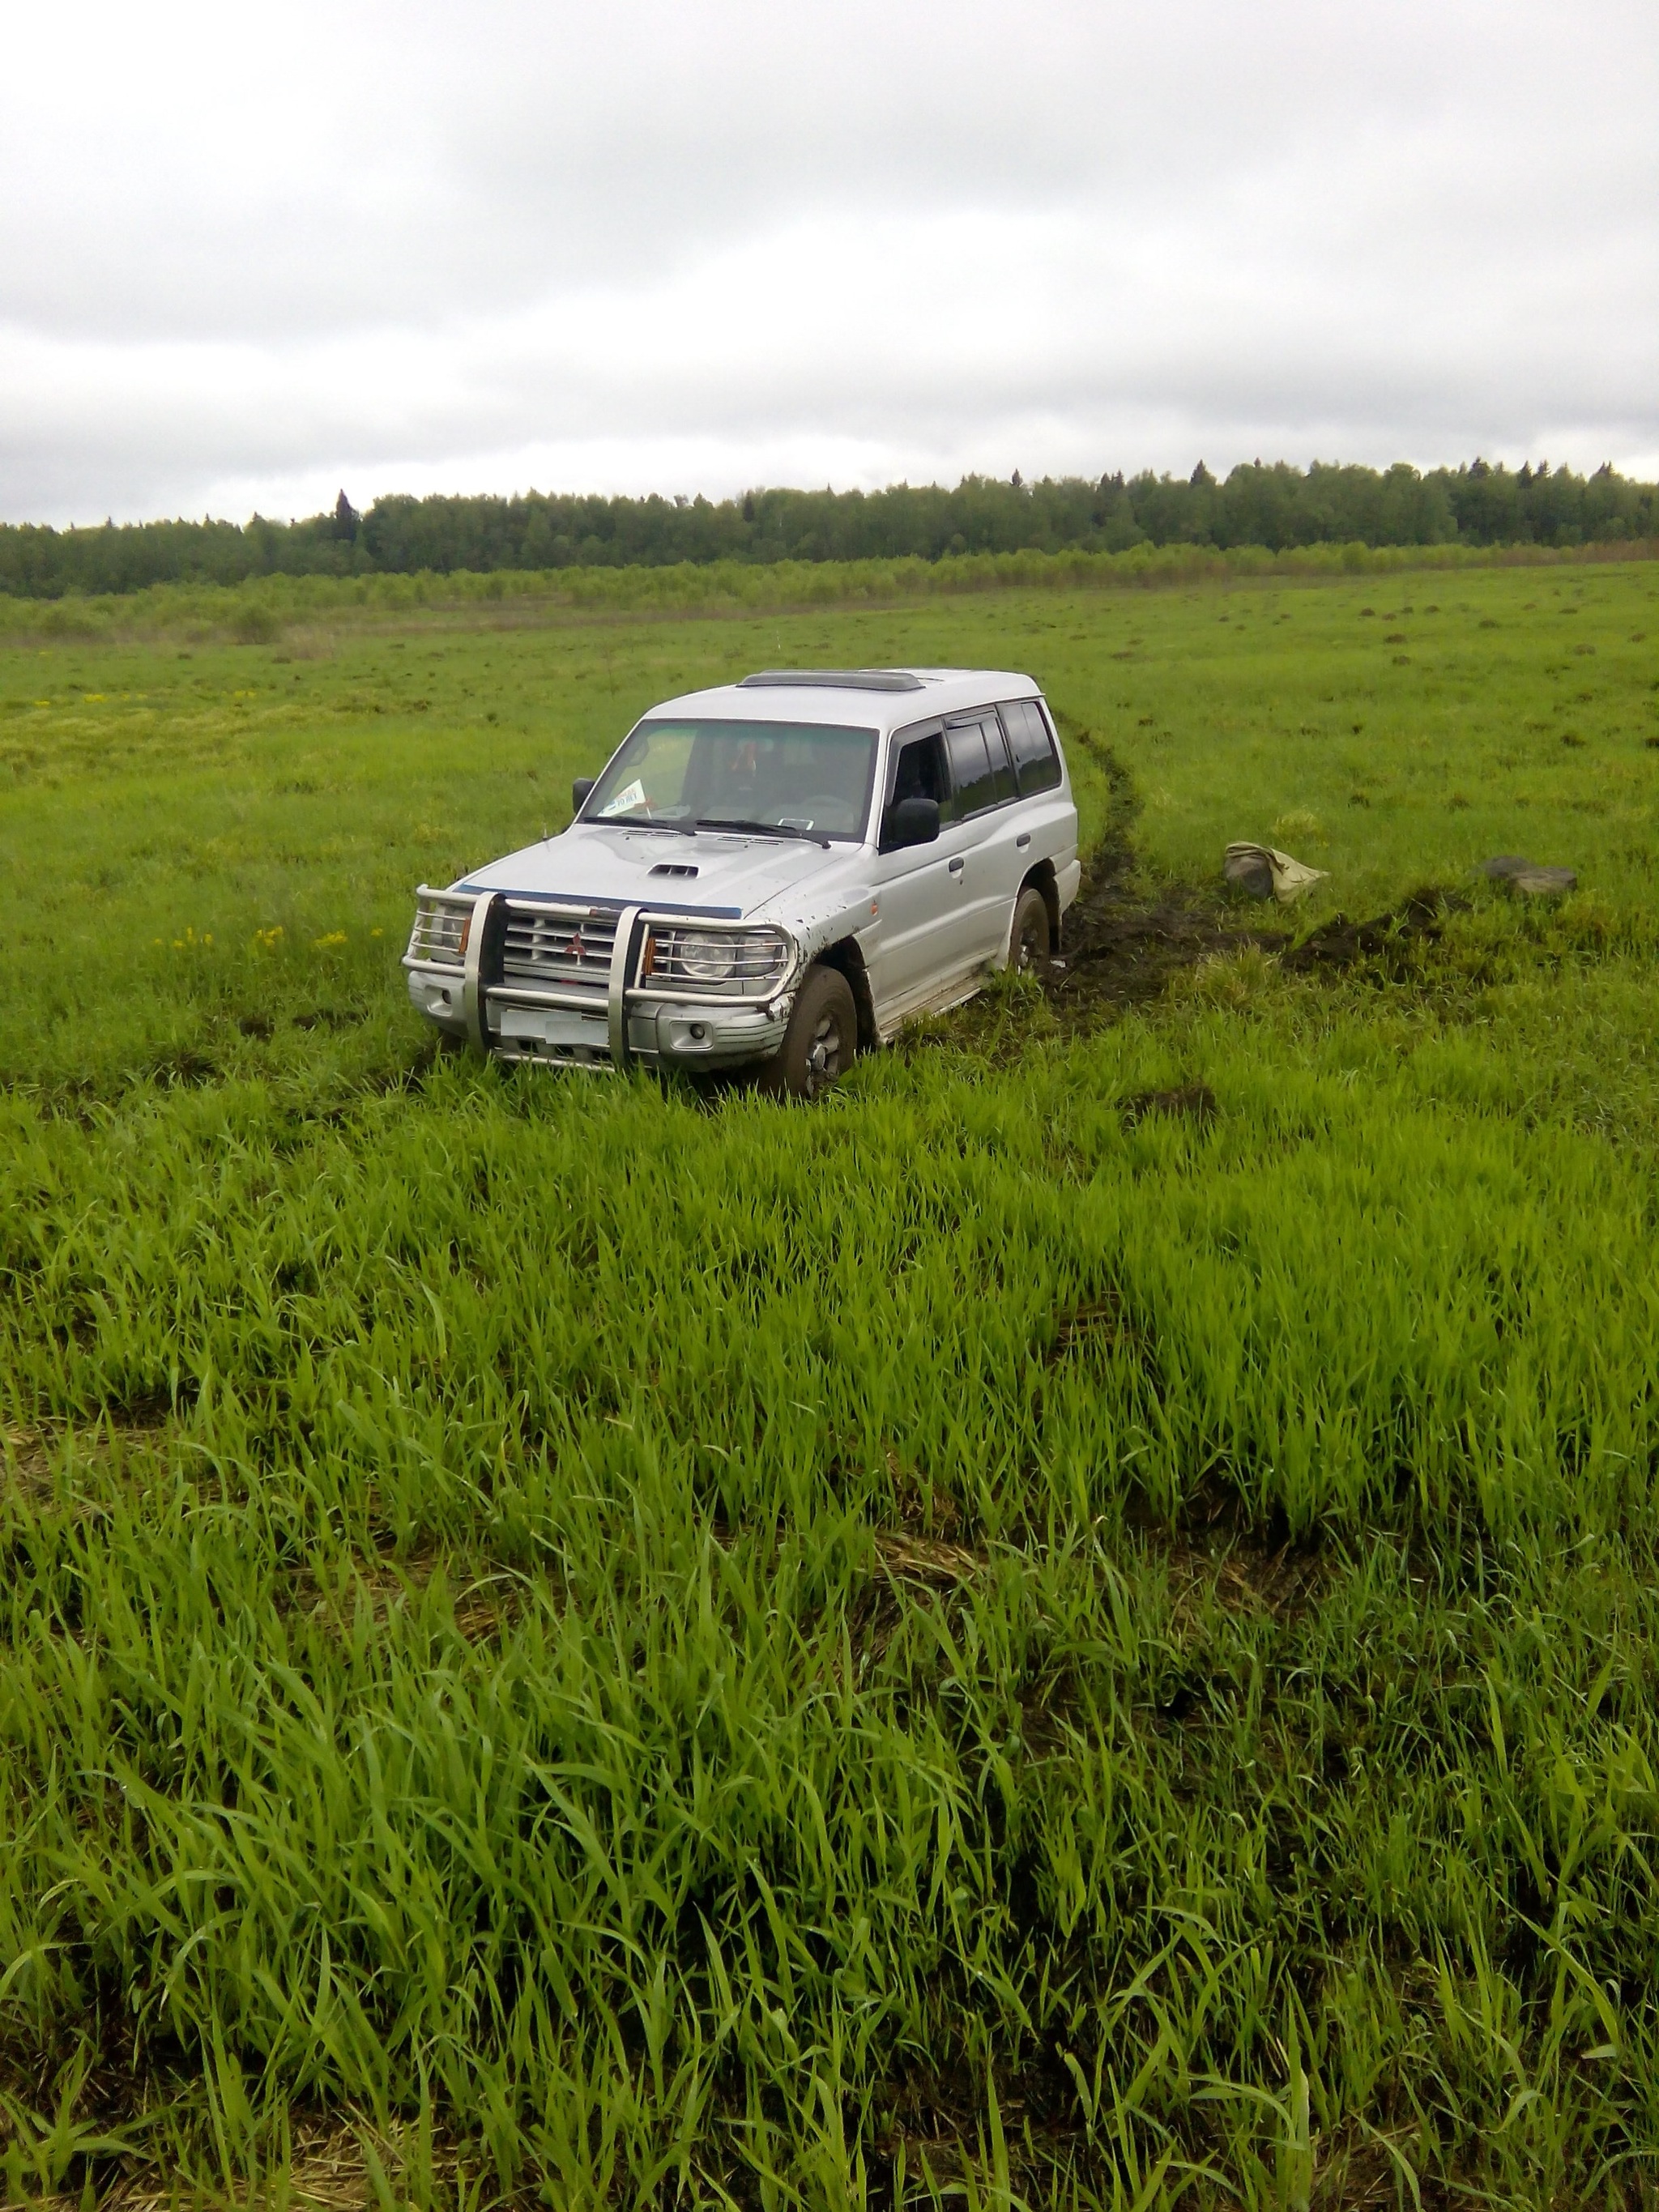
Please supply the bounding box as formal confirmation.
[1033,716,1465,1028]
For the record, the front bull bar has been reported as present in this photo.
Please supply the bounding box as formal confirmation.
[461,892,644,1064]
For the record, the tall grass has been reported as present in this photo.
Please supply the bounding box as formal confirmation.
[2,569,1659,2204]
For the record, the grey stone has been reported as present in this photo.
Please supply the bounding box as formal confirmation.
[1509,866,1577,897]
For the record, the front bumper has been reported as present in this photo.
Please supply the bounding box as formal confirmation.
[403,890,796,1072]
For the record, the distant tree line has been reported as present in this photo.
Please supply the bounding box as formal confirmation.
[2,459,1653,599]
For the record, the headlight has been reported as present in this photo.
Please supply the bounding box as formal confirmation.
[678,931,739,981]
[646,927,793,991]
[406,896,467,968]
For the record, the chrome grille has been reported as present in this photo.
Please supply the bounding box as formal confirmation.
[406,897,467,968]
[501,906,618,990]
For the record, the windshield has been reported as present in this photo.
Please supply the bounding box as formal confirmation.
[582,718,878,842]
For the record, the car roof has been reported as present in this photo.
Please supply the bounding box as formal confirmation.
[641,668,1044,735]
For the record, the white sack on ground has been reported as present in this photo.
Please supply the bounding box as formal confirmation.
[1223,842,1329,904]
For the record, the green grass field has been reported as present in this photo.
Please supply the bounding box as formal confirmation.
[2,563,1659,2207]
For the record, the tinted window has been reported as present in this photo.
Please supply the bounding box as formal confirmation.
[881,726,949,847]
[889,727,948,808]
[1000,700,1062,795]
[986,717,1017,803]
[945,718,996,816]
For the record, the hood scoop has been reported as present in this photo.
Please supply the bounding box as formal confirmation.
[649,862,699,877]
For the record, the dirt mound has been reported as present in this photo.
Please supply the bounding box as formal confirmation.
[1040,720,1470,1012]
[1122,1082,1218,1125]
[1031,872,1469,1032]
[1279,886,1467,977]
[1047,868,1285,1018]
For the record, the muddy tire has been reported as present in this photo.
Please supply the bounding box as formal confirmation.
[758,965,857,1100]
[1009,884,1052,973]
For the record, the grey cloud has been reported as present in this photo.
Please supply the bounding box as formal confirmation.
[0,0,1654,522]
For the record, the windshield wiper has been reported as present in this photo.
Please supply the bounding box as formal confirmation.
[589,813,697,837]
[695,817,832,850]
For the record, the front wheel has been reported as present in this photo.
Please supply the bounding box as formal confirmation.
[759,965,857,1100]
[1009,884,1052,973]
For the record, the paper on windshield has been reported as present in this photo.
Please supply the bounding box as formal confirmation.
[599,778,646,817]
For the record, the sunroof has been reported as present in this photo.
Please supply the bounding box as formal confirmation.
[737,669,925,693]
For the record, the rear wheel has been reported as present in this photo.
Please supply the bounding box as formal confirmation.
[1009,884,1052,973]
[759,964,857,1100]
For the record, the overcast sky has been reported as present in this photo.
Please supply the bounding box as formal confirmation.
[2,0,1654,526]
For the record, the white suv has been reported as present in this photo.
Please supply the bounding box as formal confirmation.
[403,667,1080,1097]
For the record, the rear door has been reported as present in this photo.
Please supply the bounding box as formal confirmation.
[997,698,1075,895]
[947,710,1029,963]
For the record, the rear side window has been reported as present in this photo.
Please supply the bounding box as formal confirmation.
[1000,700,1062,795]
[945,714,1017,816]
[985,717,1017,803]
[945,719,996,816]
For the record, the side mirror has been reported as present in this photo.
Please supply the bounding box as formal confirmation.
[572,776,595,815]
[884,795,940,850]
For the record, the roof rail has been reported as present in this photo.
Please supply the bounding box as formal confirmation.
[737,668,925,693]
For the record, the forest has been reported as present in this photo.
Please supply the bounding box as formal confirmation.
[2,456,1654,599]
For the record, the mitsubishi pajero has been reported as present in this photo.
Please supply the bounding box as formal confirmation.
[403,667,1080,1097]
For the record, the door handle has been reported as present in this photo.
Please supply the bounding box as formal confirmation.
[1016,833,1031,850]
[948,856,965,875]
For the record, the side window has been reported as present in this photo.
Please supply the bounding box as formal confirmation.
[1000,700,1062,795]
[881,724,948,846]
[889,728,947,806]
[945,718,996,816]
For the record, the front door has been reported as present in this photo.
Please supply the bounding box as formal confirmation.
[868,722,986,1026]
